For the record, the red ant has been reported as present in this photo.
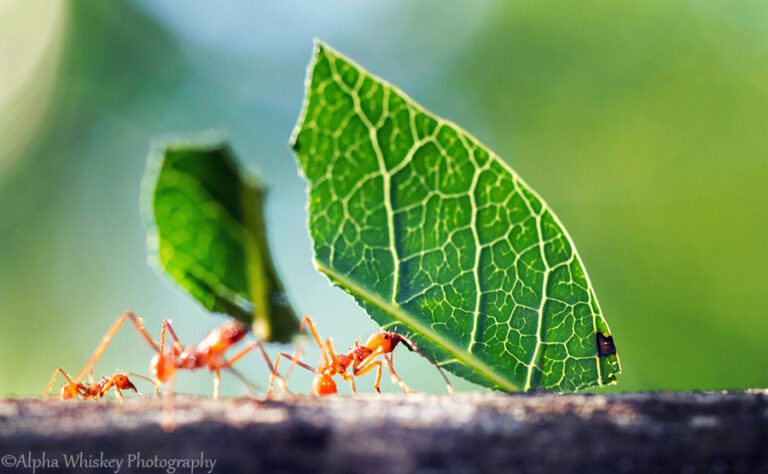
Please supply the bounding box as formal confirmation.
[268,316,453,396]
[67,311,287,399]
[45,367,153,401]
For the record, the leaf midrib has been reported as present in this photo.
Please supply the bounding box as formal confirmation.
[316,260,520,392]
[157,167,256,316]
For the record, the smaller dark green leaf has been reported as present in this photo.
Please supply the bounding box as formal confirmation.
[142,137,299,342]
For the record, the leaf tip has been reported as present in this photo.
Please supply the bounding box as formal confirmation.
[312,38,329,55]
[290,40,327,152]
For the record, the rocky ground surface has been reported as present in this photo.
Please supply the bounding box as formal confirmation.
[0,391,766,473]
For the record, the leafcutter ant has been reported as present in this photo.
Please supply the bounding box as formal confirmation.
[45,367,154,401]
[60,311,287,399]
[267,316,454,396]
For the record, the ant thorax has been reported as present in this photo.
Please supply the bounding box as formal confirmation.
[332,353,355,374]
[177,347,205,370]
[200,321,247,354]
[82,383,103,399]
[353,345,374,363]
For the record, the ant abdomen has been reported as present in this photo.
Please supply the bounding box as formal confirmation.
[313,373,337,396]
[150,352,176,383]
[59,384,81,400]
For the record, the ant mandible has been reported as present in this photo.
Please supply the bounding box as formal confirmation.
[267,316,453,396]
[69,311,287,399]
[45,367,152,401]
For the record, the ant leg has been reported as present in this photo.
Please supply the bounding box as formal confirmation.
[324,338,339,360]
[162,374,176,432]
[212,369,221,399]
[352,348,389,393]
[282,341,302,383]
[268,352,315,396]
[224,342,274,371]
[352,360,384,394]
[396,333,455,395]
[278,316,319,387]
[153,320,190,396]
[154,320,177,429]
[325,338,355,396]
[223,342,290,396]
[299,316,329,366]
[97,378,119,401]
[342,373,357,395]
[373,363,383,394]
[162,320,185,351]
[435,363,454,395]
[159,321,167,353]
[355,347,385,372]
[75,311,161,382]
[384,353,411,394]
[45,368,75,398]
[155,371,177,431]
[281,316,332,392]
[150,323,168,397]
[159,319,186,358]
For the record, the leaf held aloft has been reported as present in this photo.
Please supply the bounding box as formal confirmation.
[143,137,299,342]
[291,41,620,391]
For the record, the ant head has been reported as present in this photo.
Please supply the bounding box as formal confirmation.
[112,373,137,392]
[388,327,417,352]
[364,332,413,353]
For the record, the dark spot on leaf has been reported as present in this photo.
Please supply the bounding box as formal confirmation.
[596,332,616,357]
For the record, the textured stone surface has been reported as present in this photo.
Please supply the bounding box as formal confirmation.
[0,391,766,473]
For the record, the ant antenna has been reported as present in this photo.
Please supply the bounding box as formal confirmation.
[125,371,161,395]
[433,363,455,395]
[127,372,157,385]
[395,333,454,394]
[397,333,417,352]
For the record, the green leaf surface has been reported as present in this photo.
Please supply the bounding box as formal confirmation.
[143,138,299,342]
[291,41,620,391]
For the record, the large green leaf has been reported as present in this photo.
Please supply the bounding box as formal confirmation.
[291,42,620,391]
[143,137,299,342]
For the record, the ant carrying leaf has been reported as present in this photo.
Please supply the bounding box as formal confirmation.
[50,311,287,400]
[268,316,453,396]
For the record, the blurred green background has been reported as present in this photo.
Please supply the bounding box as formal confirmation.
[1,0,766,397]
